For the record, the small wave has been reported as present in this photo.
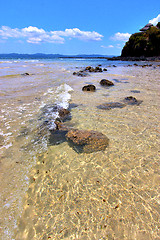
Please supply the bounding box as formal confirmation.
[0,130,13,150]
[24,60,40,63]
[40,83,73,131]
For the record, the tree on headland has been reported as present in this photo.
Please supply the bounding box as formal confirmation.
[121,22,160,57]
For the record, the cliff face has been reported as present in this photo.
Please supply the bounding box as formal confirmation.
[121,23,160,57]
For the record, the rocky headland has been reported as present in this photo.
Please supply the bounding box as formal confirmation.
[108,22,160,61]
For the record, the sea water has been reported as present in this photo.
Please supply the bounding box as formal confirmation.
[0,59,159,239]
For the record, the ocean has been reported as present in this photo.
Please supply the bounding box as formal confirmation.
[0,58,159,239]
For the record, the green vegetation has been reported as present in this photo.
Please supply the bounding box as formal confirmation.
[121,22,160,57]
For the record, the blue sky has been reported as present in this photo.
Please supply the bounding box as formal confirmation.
[0,0,159,55]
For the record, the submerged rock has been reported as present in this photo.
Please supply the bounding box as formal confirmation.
[73,71,89,77]
[82,84,96,92]
[130,90,141,93]
[123,96,143,105]
[100,79,114,86]
[66,129,109,153]
[97,102,126,110]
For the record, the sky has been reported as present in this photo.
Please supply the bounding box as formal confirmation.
[0,0,160,55]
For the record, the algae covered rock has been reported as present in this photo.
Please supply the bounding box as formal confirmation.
[66,129,109,153]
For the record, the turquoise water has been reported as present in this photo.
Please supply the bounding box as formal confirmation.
[0,59,159,239]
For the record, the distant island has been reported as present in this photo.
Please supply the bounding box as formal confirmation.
[0,53,114,59]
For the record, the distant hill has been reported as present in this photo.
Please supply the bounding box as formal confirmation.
[0,53,114,59]
[121,22,160,57]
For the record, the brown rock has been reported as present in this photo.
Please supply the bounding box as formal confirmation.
[100,79,114,86]
[66,129,109,153]
[123,96,143,105]
[58,108,70,119]
[82,84,96,92]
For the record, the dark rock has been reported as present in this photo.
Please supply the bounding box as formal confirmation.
[21,73,30,76]
[123,96,143,105]
[73,71,89,77]
[58,108,70,121]
[89,67,96,72]
[103,68,107,71]
[100,79,114,86]
[130,90,140,93]
[97,102,126,110]
[95,66,103,72]
[66,129,109,153]
[107,56,160,61]
[82,84,96,92]
[85,66,103,72]
[85,66,92,71]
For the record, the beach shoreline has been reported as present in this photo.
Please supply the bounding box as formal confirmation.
[0,59,159,240]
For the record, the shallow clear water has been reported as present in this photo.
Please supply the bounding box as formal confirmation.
[0,59,159,239]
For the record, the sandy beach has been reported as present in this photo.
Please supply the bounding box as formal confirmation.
[0,59,159,239]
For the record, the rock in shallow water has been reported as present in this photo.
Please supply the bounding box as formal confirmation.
[82,84,96,92]
[97,102,126,110]
[100,79,114,86]
[123,96,143,105]
[66,129,109,153]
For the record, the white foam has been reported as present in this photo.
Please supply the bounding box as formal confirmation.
[0,142,12,150]
[55,84,73,109]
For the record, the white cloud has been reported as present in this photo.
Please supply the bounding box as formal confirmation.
[101,45,114,48]
[0,26,103,44]
[52,28,103,41]
[111,32,131,42]
[149,14,160,25]
[0,26,21,39]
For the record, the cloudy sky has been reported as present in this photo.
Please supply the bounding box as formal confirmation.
[0,0,159,55]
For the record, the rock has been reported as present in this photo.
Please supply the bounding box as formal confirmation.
[97,102,126,110]
[100,79,114,86]
[95,66,103,72]
[103,68,107,71]
[73,71,89,77]
[85,66,103,72]
[130,90,140,93]
[66,129,109,153]
[82,84,96,92]
[85,66,92,71]
[123,96,143,105]
[58,108,70,121]
[21,73,30,76]
[89,67,96,72]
